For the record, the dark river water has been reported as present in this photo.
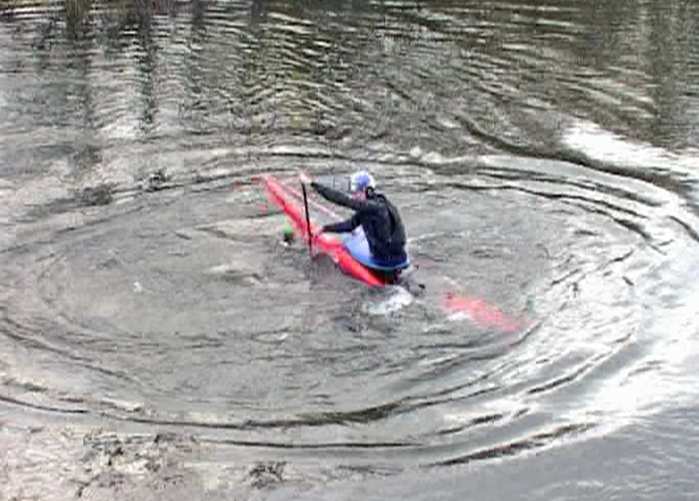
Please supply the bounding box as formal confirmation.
[2,1,699,499]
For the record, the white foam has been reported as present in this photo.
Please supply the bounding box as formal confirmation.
[362,286,414,316]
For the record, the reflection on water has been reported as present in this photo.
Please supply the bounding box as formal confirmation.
[2,0,699,152]
[1,1,699,500]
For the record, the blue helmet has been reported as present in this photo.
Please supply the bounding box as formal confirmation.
[350,170,376,193]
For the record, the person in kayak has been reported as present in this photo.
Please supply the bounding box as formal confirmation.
[305,170,408,267]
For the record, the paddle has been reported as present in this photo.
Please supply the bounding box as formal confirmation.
[301,181,313,257]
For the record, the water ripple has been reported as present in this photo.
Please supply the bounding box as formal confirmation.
[2,1,699,497]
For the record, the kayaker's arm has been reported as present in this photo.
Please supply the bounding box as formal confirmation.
[322,213,361,233]
[311,182,365,211]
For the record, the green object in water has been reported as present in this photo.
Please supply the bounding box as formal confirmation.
[282,223,295,243]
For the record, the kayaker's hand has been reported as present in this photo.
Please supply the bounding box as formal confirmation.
[299,172,312,185]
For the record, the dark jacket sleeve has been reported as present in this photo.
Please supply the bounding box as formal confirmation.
[322,213,361,233]
[311,182,365,211]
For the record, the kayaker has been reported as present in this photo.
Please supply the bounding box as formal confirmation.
[303,171,408,267]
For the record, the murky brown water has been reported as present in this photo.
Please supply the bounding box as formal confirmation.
[2,1,699,499]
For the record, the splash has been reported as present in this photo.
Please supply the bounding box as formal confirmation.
[363,287,415,316]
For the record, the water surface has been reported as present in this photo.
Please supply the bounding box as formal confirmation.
[1,1,698,499]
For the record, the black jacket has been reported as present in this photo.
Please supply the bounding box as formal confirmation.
[311,182,407,264]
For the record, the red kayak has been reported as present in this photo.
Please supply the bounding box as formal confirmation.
[260,174,527,333]
[262,175,389,287]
